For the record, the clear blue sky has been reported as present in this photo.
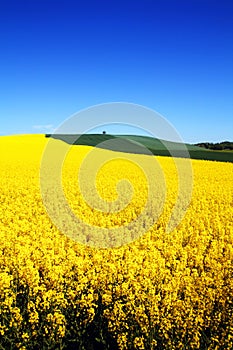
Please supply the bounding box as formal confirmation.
[0,0,232,143]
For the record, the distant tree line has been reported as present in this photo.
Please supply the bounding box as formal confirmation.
[195,141,233,150]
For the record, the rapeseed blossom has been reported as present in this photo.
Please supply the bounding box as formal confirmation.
[0,134,232,349]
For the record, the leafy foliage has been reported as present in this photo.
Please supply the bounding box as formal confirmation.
[195,141,233,151]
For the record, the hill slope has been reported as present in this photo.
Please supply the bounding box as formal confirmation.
[46,134,233,163]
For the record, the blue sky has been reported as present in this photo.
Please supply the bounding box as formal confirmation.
[0,0,232,143]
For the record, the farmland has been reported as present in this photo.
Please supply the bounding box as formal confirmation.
[47,133,233,163]
[0,134,233,349]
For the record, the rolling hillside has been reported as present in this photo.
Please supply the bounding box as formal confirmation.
[46,134,233,163]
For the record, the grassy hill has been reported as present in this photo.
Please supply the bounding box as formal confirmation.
[46,134,233,163]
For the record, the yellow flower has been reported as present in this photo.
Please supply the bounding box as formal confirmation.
[0,134,232,349]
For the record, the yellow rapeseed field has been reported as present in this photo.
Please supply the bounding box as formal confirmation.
[0,134,232,349]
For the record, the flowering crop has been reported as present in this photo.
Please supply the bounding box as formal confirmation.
[0,135,232,349]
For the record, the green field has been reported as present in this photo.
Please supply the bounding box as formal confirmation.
[46,134,233,163]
